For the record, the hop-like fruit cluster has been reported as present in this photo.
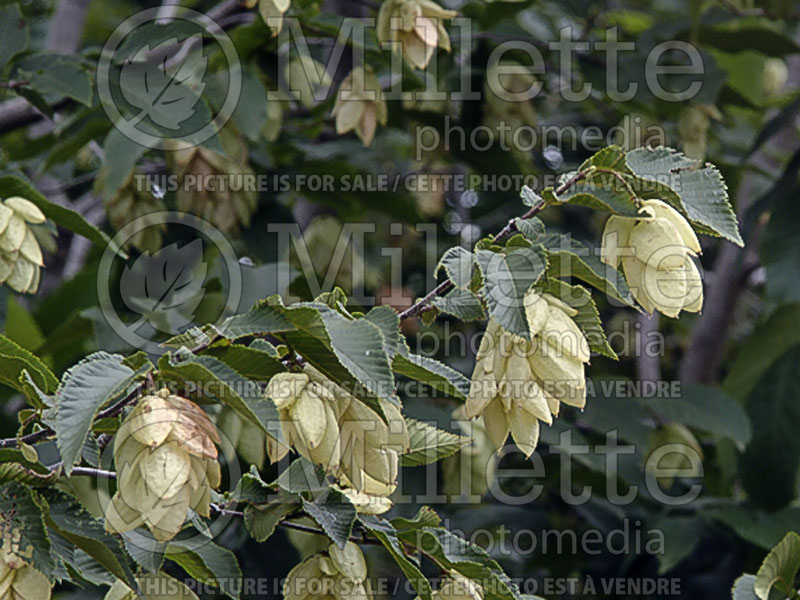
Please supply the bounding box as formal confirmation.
[244,0,290,36]
[286,55,332,109]
[103,175,166,252]
[442,406,496,499]
[677,104,711,160]
[166,136,257,235]
[284,542,370,600]
[333,67,388,147]
[466,291,590,456]
[601,199,703,318]
[483,61,538,143]
[334,485,393,515]
[0,197,46,294]
[217,407,267,469]
[762,58,788,98]
[377,0,457,70]
[266,367,409,497]
[414,573,483,600]
[0,528,51,600]
[104,389,222,542]
[437,573,484,600]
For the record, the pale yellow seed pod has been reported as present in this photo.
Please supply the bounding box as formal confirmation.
[600,201,704,318]
[376,0,456,70]
[333,67,387,147]
[0,197,47,294]
[0,534,52,600]
[438,572,484,600]
[258,0,291,36]
[328,541,368,582]
[266,372,309,410]
[105,392,220,541]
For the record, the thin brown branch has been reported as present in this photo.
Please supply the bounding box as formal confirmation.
[0,383,144,449]
[398,169,589,320]
[70,466,117,479]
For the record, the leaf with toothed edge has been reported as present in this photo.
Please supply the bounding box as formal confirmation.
[301,489,357,549]
[54,352,135,474]
[625,147,743,246]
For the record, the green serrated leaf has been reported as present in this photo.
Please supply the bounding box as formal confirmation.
[0,482,53,574]
[364,305,408,359]
[432,289,486,321]
[359,515,433,600]
[124,534,166,574]
[522,232,635,307]
[234,466,279,504]
[391,506,441,530]
[244,501,296,542]
[0,462,57,486]
[755,532,800,599]
[0,333,58,394]
[205,344,286,380]
[54,352,134,473]
[401,419,470,467]
[514,217,546,239]
[436,247,475,289]
[217,299,395,416]
[15,53,93,106]
[276,458,329,494]
[475,246,547,338]
[302,489,356,549]
[42,489,135,586]
[520,185,542,208]
[167,539,242,600]
[398,527,522,600]
[626,147,743,246]
[0,4,29,69]
[556,147,640,216]
[392,353,469,400]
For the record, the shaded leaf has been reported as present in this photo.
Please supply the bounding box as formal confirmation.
[401,419,470,467]
[54,352,134,474]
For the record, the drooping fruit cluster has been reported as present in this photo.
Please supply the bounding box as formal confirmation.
[284,542,370,600]
[103,174,166,252]
[266,366,409,497]
[483,61,537,155]
[0,527,51,600]
[377,0,457,70]
[601,199,703,318]
[437,573,484,600]
[334,67,388,147]
[677,104,718,161]
[466,290,590,456]
[166,134,257,235]
[414,573,483,600]
[0,197,47,294]
[245,0,290,36]
[104,388,221,542]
